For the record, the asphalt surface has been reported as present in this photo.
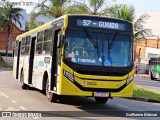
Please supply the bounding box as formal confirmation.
[135,76,160,93]
[0,69,160,120]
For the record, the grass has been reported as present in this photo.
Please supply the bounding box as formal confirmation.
[0,55,9,67]
[133,85,160,101]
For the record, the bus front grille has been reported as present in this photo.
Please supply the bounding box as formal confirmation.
[76,70,127,76]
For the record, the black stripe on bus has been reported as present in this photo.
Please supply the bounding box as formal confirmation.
[74,75,125,82]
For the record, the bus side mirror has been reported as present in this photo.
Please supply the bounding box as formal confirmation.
[149,60,151,65]
[57,34,61,48]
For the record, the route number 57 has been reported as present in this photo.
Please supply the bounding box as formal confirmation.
[83,20,91,26]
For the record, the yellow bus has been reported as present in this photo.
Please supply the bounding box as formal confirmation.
[13,15,134,103]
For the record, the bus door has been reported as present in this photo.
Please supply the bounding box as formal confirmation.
[51,29,61,91]
[16,41,21,79]
[28,37,36,84]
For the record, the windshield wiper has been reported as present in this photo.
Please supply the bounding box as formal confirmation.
[83,28,97,48]
[109,31,120,49]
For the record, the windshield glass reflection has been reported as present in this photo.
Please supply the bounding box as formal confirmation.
[64,30,132,67]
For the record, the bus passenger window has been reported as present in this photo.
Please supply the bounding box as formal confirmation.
[43,41,52,54]
[42,28,53,54]
[25,36,31,55]
[21,38,26,55]
[21,46,25,55]
[36,31,44,54]
[36,43,42,54]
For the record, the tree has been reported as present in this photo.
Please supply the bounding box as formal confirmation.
[109,4,134,21]
[28,11,37,30]
[27,11,47,30]
[134,14,152,39]
[35,0,71,18]
[69,0,116,16]
[0,0,23,56]
[35,0,116,18]
[25,21,29,31]
[109,4,152,40]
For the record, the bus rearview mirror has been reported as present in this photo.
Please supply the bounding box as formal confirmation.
[57,34,61,48]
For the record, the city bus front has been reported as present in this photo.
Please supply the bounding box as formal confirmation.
[59,15,134,102]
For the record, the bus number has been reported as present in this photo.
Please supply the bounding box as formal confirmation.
[83,20,91,26]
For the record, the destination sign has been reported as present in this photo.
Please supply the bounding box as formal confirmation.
[77,19,128,31]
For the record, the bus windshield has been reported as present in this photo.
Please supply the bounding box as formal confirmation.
[64,30,133,67]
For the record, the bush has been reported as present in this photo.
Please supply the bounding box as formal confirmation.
[0,55,9,67]
[0,52,13,57]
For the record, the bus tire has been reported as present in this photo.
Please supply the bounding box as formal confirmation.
[95,97,108,104]
[20,71,28,89]
[150,72,155,80]
[46,77,57,102]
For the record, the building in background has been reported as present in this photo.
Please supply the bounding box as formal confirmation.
[0,9,26,54]
[135,11,160,73]
[0,23,24,54]
[0,7,52,54]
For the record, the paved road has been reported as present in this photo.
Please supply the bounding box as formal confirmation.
[0,69,160,119]
[135,76,160,93]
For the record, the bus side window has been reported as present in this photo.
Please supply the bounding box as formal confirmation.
[21,38,26,55]
[43,28,53,54]
[36,43,42,54]
[36,31,44,54]
[25,36,31,55]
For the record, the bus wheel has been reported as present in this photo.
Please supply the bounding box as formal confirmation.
[46,78,57,102]
[150,72,155,80]
[95,97,108,104]
[20,71,28,89]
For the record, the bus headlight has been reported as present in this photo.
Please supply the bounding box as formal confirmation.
[64,70,74,82]
[126,76,133,85]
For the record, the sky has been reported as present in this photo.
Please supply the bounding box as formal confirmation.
[116,0,160,13]
[5,0,160,35]
[7,0,160,13]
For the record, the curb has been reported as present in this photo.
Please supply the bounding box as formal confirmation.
[135,85,160,94]
[135,75,150,78]
[125,97,160,103]
[0,67,12,71]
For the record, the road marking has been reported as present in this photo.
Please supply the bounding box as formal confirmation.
[33,117,40,119]
[0,92,9,98]
[18,106,27,110]
[116,104,128,108]
[11,100,17,104]
[153,103,160,106]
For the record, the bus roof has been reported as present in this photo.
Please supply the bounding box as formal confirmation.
[16,14,132,40]
[16,15,66,40]
[68,14,132,24]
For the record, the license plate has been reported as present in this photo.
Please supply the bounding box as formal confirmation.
[95,92,108,97]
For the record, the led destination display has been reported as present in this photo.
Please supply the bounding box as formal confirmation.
[77,19,130,31]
